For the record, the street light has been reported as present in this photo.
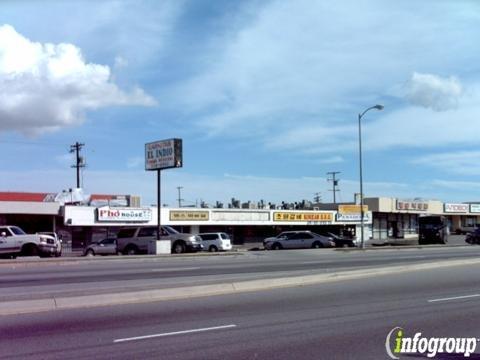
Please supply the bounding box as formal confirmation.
[358,104,384,249]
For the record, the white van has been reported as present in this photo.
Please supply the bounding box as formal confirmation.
[197,232,232,252]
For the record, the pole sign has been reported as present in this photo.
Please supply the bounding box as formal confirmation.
[145,138,183,171]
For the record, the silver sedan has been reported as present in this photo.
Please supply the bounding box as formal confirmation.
[264,231,334,250]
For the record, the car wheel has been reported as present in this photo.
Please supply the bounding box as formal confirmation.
[172,241,186,254]
[125,245,138,255]
[272,243,282,250]
[209,245,218,252]
[21,244,39,257]
[86,249,95,257]
[312,241,323,249]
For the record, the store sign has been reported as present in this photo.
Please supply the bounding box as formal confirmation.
[145,138,183,171]
[273,212,333,223]
[444,203,469,213]
[169,210,209,221]
[396,201,428,211]
[337,213,371,222]
[338,205,368,214]
[97,207,152,222]
[470,204,480,213]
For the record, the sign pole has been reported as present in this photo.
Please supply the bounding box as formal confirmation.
[157,169,161,241]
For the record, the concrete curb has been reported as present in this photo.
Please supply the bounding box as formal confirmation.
[3,257,480,316]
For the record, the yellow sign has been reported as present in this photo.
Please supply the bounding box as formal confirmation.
[273,212,333,222]
[338,205,368,214]
[169,211,209,221]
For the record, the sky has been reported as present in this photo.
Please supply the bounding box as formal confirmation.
[1,0,480,207]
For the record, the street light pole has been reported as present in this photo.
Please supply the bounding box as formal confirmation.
[358,104,384,249]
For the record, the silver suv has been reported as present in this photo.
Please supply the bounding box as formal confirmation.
[116,226,203,255]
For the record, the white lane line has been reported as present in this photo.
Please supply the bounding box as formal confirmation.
[113,324,237,343]
[151,267,201,272]
[428,294,480,303]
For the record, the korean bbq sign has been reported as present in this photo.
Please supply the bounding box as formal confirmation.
[97,207,152,222]
[145,138,183,171]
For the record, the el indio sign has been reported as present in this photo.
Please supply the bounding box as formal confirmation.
[444,203,469,213]
[145,138,183,171]
[97,207,152,222]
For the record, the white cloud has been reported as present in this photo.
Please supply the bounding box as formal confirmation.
[412,151,480,175]
[0,24,156,136]
[406,72,462,111]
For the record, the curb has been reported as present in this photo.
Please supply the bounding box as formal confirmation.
[3,257,480,316]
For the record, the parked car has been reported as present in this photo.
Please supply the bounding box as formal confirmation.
[83,238,118,256]
[0,225,57,258]
[116,226,203,255]
[465,228,480,245]
[324,232,357,248]
[263,231,335,250]
[198,232,232,252]
[38,232,62,257]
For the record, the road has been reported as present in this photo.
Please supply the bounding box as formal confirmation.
[1,245,480,302]
[2,261,480,359]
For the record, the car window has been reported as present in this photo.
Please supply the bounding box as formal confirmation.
[220,233,229,240]
[138,227,157,237]
[116,228,137,238]
[163,226,179,235]
[101,238,115,245]
[200,234,216,241]
[10,226,26,235]
[0,227,12,236]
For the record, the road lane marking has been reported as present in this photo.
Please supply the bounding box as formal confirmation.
[150,267,201,272]
[428,294,480,303]
[113,324,237,343]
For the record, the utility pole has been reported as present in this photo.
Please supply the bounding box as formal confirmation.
[327,171,341,203]
[177,186,184,208]
[70,142,85,188]
[314,192,322,203]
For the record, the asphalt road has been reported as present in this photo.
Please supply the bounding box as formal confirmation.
[1,245,480,301]
[2,262,480,359]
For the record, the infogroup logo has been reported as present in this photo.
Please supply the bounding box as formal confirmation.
[385,327,478,359]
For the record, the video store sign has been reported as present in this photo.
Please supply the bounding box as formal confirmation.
[97,207,152,222]
[444,203,469,213]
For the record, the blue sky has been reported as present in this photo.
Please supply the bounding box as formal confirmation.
[1,0,480,207]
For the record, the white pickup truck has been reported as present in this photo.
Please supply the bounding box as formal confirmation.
[0,225,58,258]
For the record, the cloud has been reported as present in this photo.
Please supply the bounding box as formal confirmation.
[412,151,480,176]
[406,72,462,111]
[0,24,156,136]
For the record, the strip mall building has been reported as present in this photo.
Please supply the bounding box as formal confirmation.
[0,191,477,248]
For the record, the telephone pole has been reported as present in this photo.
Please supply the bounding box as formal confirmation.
[327,171,341,203]
[177,186,184,208]
[70,142,85,188]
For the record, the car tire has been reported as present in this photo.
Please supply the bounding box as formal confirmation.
[172,241,186,254]
[312,241,323,249]
[21,243,39,257]
[125,245,138,255]
[86,249,95,257]
[209,245,218,252]
[272,243,282,250]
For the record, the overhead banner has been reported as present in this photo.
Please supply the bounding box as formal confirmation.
[97,207,152,222]
[169,210,209,221]
[273,212,333,223]
[444,203,469,213]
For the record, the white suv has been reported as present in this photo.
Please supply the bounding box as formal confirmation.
[198,232,232,252]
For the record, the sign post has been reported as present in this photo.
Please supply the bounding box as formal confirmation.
[145,138,183,241]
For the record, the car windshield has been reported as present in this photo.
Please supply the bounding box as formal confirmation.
[163,226,179,235]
